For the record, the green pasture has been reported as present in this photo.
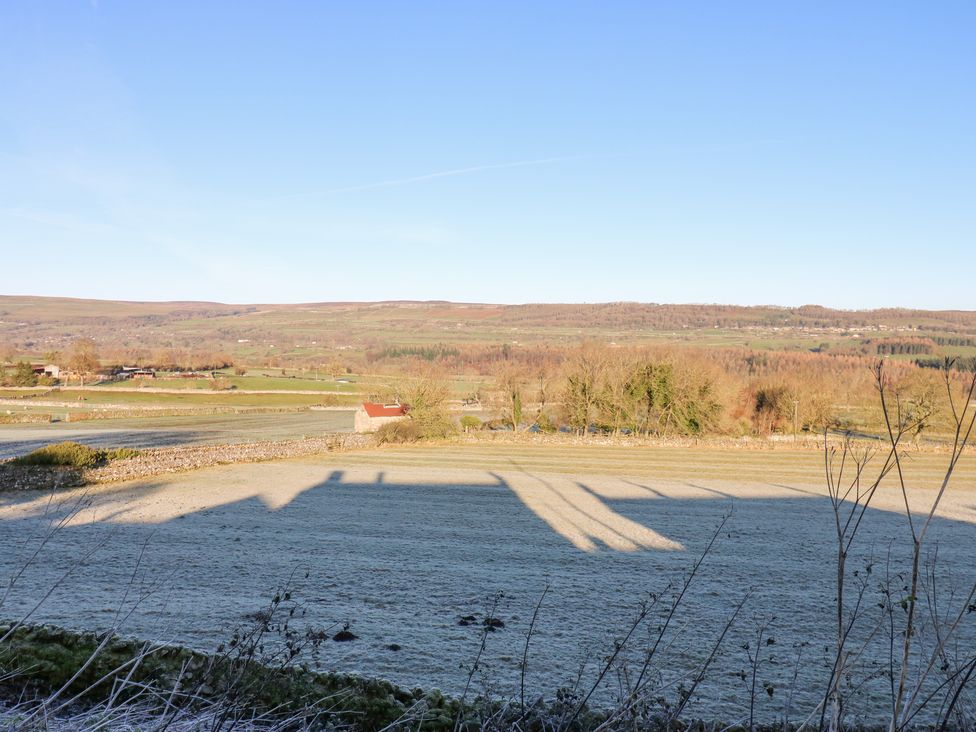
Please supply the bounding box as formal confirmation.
[97,374,364,392]
[0,388,355,409]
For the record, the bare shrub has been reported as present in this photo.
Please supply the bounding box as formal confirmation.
[818,359,976,732]
[375,418,423,444]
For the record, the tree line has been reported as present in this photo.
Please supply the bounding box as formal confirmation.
[473,345,954,439]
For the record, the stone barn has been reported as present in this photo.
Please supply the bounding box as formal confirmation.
[354,402,408,433]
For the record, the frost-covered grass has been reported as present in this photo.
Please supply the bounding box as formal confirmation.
[2,448,974,724]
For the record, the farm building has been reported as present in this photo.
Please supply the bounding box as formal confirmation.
[354,402,408,433]
[31,364,60,378]
[117,366,156,379]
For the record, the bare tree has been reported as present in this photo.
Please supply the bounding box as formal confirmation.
[68,337,100,386]
[819,359,976,732]
[562,345,605,435]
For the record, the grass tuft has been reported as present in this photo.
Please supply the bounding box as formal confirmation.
[10,441,141,469]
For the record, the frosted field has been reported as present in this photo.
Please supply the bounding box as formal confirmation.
[0,410,354,459]
[2,444,975,722]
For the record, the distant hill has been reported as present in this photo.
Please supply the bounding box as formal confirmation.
[2,296,975,364]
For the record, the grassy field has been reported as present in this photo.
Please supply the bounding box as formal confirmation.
[95,372,489,397]
[308,440,976,486]
[0,411,354,458]
[98,375,364,392]
[0,387,357,411]
[3,439,973,722]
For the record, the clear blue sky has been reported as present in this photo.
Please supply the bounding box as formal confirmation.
[1,2,973,308]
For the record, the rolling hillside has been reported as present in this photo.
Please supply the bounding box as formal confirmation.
[2,296,975,365]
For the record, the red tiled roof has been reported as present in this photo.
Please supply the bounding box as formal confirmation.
[361,402,407,417]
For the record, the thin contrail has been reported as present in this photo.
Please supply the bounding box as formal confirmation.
[268,154,594,201]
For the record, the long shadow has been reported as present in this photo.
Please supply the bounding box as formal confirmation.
[529,474,640,551]
[491,468,607,549]
[494,463,683,552]
[619,478,668,498]
[575,481,685,550]
[767,482,822,497]
[0,477,173,510]
[682,482,735,500]
[1,466,974,722]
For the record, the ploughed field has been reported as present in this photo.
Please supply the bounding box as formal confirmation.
[2,444,974,722]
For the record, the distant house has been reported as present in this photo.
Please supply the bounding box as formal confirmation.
[354,402,408,433]
[117,366,156,379]
[30,364,61,379]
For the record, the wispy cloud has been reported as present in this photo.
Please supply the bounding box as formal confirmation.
[267,154,596,202]
[0,207,122,238]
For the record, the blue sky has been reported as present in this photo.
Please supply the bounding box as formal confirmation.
[1,2,973,308]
